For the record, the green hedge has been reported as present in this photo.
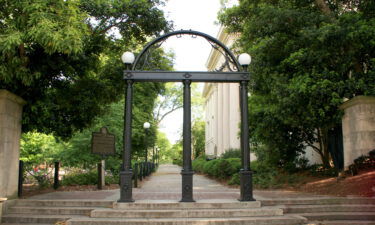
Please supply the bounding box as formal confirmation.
[192,157,241,185]
[192,154,309,188]
[61,170,119,186]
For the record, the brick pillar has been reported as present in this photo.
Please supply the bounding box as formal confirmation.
[340,96,375,169]
[0,90,26,199]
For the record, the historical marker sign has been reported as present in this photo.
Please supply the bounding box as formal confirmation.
[91,127,115,156]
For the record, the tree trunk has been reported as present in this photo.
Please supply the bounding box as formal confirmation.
[317,127,332,168]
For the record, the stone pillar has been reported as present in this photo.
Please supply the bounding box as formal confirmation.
[340,96,375,169]
[0,197,6,223]
[0,90,26,199]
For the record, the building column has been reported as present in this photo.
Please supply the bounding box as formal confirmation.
[217,84,223,156]
[0,90,26,199]
[340,96,375,169]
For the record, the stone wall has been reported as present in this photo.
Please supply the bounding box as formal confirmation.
[341,96,375,169]
[0,90,25,199]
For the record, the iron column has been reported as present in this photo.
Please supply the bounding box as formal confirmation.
[239,80,255,201]
[181,79,195,202]
[119,79,134,202]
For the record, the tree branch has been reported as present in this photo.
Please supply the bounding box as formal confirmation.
[157,105,183,125]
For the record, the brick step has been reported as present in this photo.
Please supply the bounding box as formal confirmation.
[305,220,375,225]
[91,207,282,218]
[114,200,261,209]
[293,212,375,221]
[1,214,85,224]
[6,206,97,215]
[13,200,113,208]
[261,197,375,206]
[283,204,375,213]
[67,215,307,225]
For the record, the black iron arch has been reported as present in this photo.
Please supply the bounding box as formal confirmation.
[119,30,254,204]
[132,29,242,71]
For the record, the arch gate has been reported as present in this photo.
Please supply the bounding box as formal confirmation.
[119,30,254,202]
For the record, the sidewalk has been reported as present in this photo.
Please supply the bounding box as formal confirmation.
[28,164,326,201]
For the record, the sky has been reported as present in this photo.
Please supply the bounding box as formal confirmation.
[157,0,223,144]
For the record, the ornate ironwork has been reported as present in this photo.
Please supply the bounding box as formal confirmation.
[132,30,242,72]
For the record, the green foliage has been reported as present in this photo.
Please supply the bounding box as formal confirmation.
[61,170,98,186]
[170,140,183,165]
[221,148,241,159]
[203,159,220,177]
[192,158,206,173]
[192,154,306,188]
[193,157,241,182]
[221,158,242,178]
[220,0,375,168]
[192,120,205,159]
[61,169,119,186]
[20,132,62,165]
[0,0,171,138]
[228,173,240,185]
[156,132,176,163]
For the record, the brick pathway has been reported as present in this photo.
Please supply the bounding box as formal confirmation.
[132,164,240,200]
[29,164,325,201]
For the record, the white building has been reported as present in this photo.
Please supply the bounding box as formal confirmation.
[203,26,242,157]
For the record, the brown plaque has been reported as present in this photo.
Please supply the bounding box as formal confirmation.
[91,127,115,156]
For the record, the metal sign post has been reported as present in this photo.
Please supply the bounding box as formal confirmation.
[91,127,116,190]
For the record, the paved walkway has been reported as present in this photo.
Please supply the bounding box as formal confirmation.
[29,164,326,201]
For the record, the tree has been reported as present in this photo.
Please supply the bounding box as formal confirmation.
[0,0,171,138]
[154,82,204,126]
[220,0,375,168]
[52,81,167,171]
[156,132,174,163]
[154,83,183,126]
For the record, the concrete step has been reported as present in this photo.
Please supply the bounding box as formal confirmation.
[294,212,375,221]
[0,223,51,225]
[91,207,283,218]
[2,214,86,224]
[283,204,375,213]
[305,220,375,225]
[67,215,307,225]
[7,206,96,215]
[14,200,113,208]
[261,197,375,206]
[114,200,261,209]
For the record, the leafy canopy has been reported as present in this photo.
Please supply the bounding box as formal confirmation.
[220,0,375,168]
[0,0,171,138]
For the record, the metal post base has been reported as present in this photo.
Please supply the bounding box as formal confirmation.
[118,170,134,202]
[239,170,256,201]
[180,170,195,202]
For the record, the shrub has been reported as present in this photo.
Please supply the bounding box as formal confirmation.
[221,148,241,159]
[228,173,240,185]
[105,173,120,185]
[217,158,241,179]
[203,159,220,177]
[193,157,242,179]
[192,158,206,173]
[61,170,98,186]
